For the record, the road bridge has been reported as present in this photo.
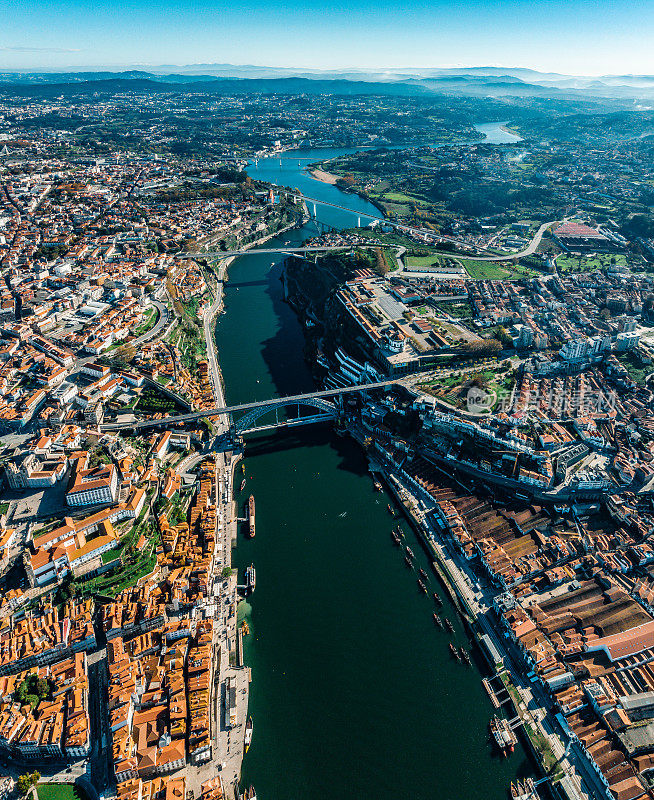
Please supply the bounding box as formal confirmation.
[175,244,372,258]
[275,189,557,263]
[101,380,399,433]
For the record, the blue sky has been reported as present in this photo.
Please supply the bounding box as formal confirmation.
[2,0,653,75]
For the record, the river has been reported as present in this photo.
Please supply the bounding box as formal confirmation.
[474,121,524,144]
[214,142,534,799]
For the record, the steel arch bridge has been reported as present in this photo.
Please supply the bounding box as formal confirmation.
[233,397,338,435]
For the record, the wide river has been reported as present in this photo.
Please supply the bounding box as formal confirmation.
[215,122,533,800]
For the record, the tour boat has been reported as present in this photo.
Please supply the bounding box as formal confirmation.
[245,564,256,594]
[248,494,256,538]
[490,716,516,756]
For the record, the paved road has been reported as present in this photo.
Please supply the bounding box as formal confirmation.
[388,467,605,800]
[280,190,557,262]
[101,379,400,431]
[71,298,169,371]
[132,299,169,347]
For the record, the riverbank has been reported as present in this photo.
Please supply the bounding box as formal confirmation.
[500,125,523,139]
[203,219,300,409]
[364,435,593,800]
[309,168,339,185]
[218,149,537,800]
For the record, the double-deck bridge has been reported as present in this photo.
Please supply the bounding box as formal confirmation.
[101,380,400,436]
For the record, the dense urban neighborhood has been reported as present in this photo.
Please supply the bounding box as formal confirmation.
[0,74,654,800]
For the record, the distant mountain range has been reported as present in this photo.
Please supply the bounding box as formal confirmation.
[1,65,653,102]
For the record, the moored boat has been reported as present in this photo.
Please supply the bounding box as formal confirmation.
[444,618,454,633]
[433,613,443,628]
[248,494,256,538]
[404,556,413,568]
[391,529,401,545]
[419,567,428,580]
[490,715,516,756]
[405,546,415,559]
[433,592,442,606]
[418,579,427,593]
[461,647,472,665]
[449,642,460,660]
[387,503,397,517]
[244,716,253,753]
[240,479,246,491]
[245,563,256,594]
[511,778,537,799]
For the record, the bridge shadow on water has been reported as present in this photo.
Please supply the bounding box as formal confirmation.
[224,278,269,290]
[243,426,371,480]
[257,262,316,398]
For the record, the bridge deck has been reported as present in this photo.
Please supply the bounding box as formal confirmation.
[101,380,399,431]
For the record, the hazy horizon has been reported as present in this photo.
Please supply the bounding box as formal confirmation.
[0,61,652,79]
[4,0,654,75]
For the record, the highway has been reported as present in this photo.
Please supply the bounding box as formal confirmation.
[100,379,399,431]
[175,193,554,267]
[133,299,169,347]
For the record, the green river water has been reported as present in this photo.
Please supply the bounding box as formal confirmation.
[214,136,534,799]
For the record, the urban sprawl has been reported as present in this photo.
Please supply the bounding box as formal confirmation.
[0,84,653,800]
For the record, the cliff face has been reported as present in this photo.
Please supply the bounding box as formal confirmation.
[283,251,376,371]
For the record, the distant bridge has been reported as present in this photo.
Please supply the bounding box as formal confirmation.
[274,190,555,261]
[277,189,448,241]
[101,380,399,433]
[175,244,371,259]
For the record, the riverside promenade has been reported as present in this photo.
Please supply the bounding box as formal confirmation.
[360,431,607,800]
[192,220,300,799]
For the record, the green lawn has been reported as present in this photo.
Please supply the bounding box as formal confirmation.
[616,351,651,385]
[404,251,525,280]
[556,253,629,274]
[436,301,473,319]
[406,254,447,268]
[37,785,87,800]
[457,259,515,279]
[383,190,427,206]
[134,306,158,336]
